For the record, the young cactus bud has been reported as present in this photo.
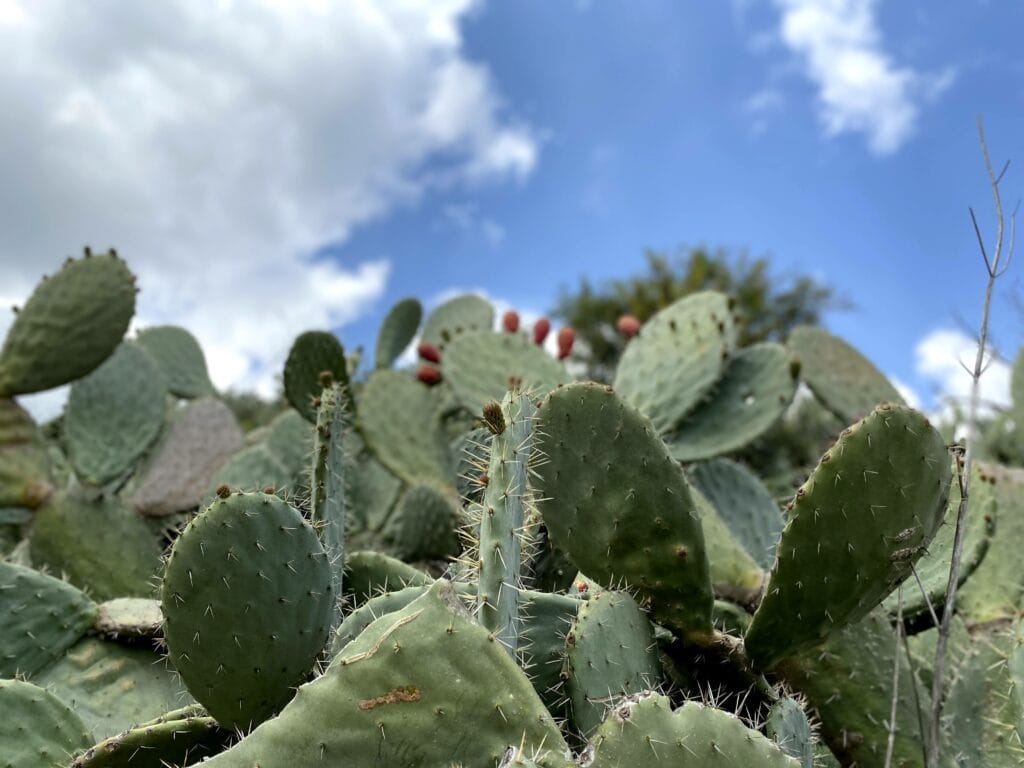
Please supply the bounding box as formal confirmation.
[416,364,442,386]
[417,341,441,363]
[556,327,575,360]
[502,310,520,333]
[482,400,506,435]
[616,314,641,338]
[532,317,550,345]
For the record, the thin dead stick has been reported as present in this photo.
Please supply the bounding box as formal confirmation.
[885,586,903,768]
[926,116,1018,768]
[901,629,929,767]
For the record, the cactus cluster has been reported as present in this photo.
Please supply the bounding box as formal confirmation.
[1,252,1020,768]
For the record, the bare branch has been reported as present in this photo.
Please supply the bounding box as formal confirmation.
[885,587,903,768]
[927,115,1014,768]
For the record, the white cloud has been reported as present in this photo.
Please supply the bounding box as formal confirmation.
[0,0,537,413]
[772,0,954,154]
[914,328,1011,421]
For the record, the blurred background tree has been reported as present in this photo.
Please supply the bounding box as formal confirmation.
[554,246,839,382]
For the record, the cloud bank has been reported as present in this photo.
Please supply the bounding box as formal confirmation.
[772,0,953,154]
[0,0,537,409]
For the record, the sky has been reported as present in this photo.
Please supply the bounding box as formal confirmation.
[1,0,1022,421]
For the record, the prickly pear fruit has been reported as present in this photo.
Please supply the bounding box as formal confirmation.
[416,364,442,386]
[417,341,441,363]
[616,314,640,337]
[533,317,551,345]
[503,310,520,333]
[556,327,575,359]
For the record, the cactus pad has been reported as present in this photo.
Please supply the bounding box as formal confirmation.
[131,398,242,516]
[203,581,572,768]
[0,561,97,678]
[443,331,569,415]
[687,457,784,570]
[161,491,334,729]
[0,397,53,509]
[65,341,168,485]
[667,342,797,462]
[30,493,163,601]
[788,326,904,422]
[136,325,215,398]
[375,297,422,369]
[561,590,662,736]
[421,293,494,352]
[0,250,135,396]
[357,369,451,488]
[613,291,736,434]
[69,710,231,768]
[588,694,798,767]
[283,331,349,422]
[383,483,460,561]
[745,404,951,670]
[0,678,94,768]
[37,637,193,741]
[532,382,713,639]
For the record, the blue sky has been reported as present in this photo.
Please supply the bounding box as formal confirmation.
[1,1,1022,417]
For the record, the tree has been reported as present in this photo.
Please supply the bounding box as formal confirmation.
[554,247,838,382]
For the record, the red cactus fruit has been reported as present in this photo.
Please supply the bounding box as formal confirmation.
[502,309,520,333]
[417,341,441,363]
[532,317,551,345]
[557,326,575,360]
[616,314,641,338]
[416,365,442,386]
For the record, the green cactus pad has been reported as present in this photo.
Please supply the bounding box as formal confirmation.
[0,678,94,768]
[135,325,215,398]
[688,458,784,570]
[692,486,765,596]
[357,369,451,488]
[69,711,232,768]
[161,491,334,730]
[421,293,495,352]
[65,341,168,485]
[613,291,736,434]
[476,391,538,655]
[37,637,193,741]
[562,590,662,736]
[517,589,581,717]
[443,331,569,415]
[310,382,349,627]
[344,431,402,532]
[264,408,314,488]
[0,561,97,678]
[205,443,291,498]
[283,330,349,422]
[30,493,163,601]
[0,250,135,396]
[203,581,572,768]
[766,698,815,768]
[131,398,243,516]
[344,551,431,605]
[331,584,434,656]
[383,483,460,561]
[532,383,713,639]
[882,464,995,621]
[375,297,422,369]
[957,464,1024,624]
[667,342,797,462]
[943,622,1024,766]
[589,694,798,767]
[92,598,162,640]
[745,404,951,670]
[777,611,927,768]
[0,397,53,509]
[788,326,904,422]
